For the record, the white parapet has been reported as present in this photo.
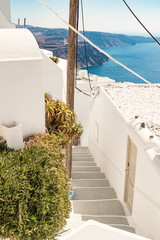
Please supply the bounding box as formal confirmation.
[90,74,98,81]
[97,76,115,84]
[78,70,88,79]
[1,122,23,151]
[60,220,150,240]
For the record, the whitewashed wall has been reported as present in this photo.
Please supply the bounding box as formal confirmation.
[0,0,15,28]
[88,87,160,240]
[75,78,115,146]
[75,83,91,146]
[58,58,67,102]
[0,29,45,141]
[42,52,64,101]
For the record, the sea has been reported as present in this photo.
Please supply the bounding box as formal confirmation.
[84,43,160,84]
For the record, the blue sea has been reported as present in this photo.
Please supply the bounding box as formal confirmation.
[85,43,160,84]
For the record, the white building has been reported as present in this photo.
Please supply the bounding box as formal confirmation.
[0,29,45,149]
[0,1,66,150]
[88,84,160,240]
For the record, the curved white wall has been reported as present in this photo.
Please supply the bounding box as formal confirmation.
[0,29,45,140]
[89,87,160,240]
[0,29,42,60]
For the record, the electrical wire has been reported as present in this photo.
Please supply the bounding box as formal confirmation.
[75,86,92,97]
[75,0,79,82]
[80,0,92,90]
[38,0,151,84]
[122,0,160,46]
[75,0,92,97]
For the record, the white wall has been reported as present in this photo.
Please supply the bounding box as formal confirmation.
[0,0,15,28]
[42,52,64,101]
[88,87,160,240]
[0,29,45,140]
[58,58,67,102]
[75,79,115,146]
[75,85,90,146]
[0,0,11,21]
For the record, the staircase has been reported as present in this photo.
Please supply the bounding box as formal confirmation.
[71,146,135,234]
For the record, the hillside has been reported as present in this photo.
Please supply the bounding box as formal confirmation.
[25,25,155,67]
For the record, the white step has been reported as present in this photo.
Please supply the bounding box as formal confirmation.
[72,150,91,154]
[73,187,116,200]
[72,166,101,173]
[71,179,110,187]
[72,162,97,166]
[73,146,89,150]
[81,215,129,225]
[72,153,93,158]
[72,172,105,179]
[110,224,135,233]
[72,200,125,216]
[72,157,94,162]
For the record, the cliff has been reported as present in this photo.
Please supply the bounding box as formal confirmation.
[25,25,155,68]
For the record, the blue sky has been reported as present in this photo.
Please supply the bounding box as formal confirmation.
[11,0,160,36]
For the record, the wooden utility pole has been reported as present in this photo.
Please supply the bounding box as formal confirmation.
[66,0,79,178]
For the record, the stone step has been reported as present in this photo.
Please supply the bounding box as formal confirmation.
[72,187,116,200]
[72,150,91,154]
[72,179,110,188]
[73,154,93,158]
[81,215,129,225]
[72,200,125,216]
[72,162,97,166]
[73,146,89,150]
[72,172,105,179]
[72,166,101,173]
[110,225,135,234]
[72,157,94,162]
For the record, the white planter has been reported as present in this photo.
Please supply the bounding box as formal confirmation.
[1,122,23,150]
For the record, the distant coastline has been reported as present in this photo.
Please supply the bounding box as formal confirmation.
[24,25,158,68]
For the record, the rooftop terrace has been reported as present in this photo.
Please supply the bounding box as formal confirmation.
[105,84,160,140]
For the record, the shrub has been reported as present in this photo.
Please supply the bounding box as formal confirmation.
[0,136,8,152]
[0,134,71,240]
[45,93,83,146]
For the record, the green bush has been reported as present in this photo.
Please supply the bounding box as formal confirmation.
[0,134,71,240]
[0,136,8,152]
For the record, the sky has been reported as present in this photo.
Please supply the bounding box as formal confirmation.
[10,0,160,36]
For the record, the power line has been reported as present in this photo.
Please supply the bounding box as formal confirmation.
[122,0,160,46]
[75,86,92,97]
[80,0,92,90]
[75,0,91,97]
[38,0,151,84]
[75,0,79,81]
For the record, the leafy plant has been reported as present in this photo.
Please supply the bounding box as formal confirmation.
[45,93,55,127]
[50,57,59,64]
[45,94,83,146]
[0,133,71,240]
